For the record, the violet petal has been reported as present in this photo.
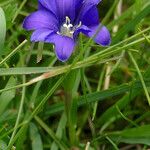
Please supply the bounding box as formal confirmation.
[46,34,75,62]
[88,25,111,46]
[31,28,54,42]
[23,10,58,31]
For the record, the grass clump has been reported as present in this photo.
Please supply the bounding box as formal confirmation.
[0,0,150,149]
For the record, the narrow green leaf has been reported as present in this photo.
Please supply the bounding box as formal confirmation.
[29,123,43,150]
[45,78,150,116]
[98,93,137,127]
[112,4,150,44]
[128,52,150,105]
[108,125,150,146]
[16,125,28,150]
[0,7,6,55]
[0,77,16,115]
[37,42,44,63]
[51,113,67,150]
[34,116,68,150]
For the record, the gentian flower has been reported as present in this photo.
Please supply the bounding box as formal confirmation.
[23,0,111,62]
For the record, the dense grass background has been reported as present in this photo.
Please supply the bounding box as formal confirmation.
[0,0,150,149]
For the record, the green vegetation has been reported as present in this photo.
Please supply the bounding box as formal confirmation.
[0,0,150,149]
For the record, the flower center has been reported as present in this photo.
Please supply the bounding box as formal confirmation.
[58,16,82,38]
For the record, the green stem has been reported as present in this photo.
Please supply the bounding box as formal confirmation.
[128,52,150,105]
[0,39,27,66]
[12,0,27,22]
[8,76,26,147]
[65,91,75,145]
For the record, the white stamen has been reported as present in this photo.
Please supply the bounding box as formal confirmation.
[66,16,71,24]
[59,16,82,38]
[76,21,82,28]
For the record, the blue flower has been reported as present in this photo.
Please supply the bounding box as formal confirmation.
[23,0,111,62]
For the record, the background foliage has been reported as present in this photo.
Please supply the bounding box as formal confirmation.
[0,0,150,149]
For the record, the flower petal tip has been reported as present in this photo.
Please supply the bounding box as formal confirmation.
[99,35,111,47]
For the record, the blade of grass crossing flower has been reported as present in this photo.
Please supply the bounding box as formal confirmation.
[128,52,150,105]
[0,7,6,55]
[0,28,149,76]
[0,55,132,76]
[0,36,149,96]
[0,33,150,81]
[0,36,149,113]
[86,35,150,64]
